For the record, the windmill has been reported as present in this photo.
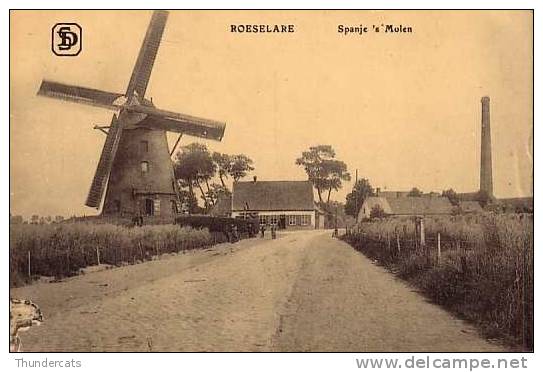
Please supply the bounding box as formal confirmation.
[37,11,226,218]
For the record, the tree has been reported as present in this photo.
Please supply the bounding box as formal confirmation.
[178,189,198,214]
[173,143,216,210]
[295,145,350,203]
[211,152,232,189]
[174,143,256,213]
[408,187,423,197]
[442,188,459,206]
[324,160,351,203]
[205,183,231,207]
[229,154,254,182]
[345,178,375,217]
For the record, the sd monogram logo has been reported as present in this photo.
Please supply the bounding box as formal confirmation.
[52,23,82,56]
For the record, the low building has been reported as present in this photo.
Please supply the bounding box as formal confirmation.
[231,179,324,229]
[358,196,454,219]
[458,200,484,214]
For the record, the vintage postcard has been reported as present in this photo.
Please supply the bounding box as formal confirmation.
[9,10,533,355]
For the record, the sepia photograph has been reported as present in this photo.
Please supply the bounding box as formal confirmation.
[8,9,533,357]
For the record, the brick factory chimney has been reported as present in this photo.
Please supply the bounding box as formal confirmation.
[480,96,493,198]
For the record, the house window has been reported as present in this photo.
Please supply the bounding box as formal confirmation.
[144,198,154,215]
[141,161,149,173]
[153,199,161,216]
[301,214,310,226]
[270,215,278,225]
[140,140,149,153]
[259,214,268,225]
[288,215,296,225]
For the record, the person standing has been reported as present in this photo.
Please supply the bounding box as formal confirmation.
[271,224,277,239]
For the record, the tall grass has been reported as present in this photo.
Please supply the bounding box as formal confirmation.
[10,223,227,287]
[343,213,533,350]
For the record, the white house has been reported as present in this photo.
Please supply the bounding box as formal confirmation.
[231,179,324,230]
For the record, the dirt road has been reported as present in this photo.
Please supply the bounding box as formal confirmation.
[11,230,502,352]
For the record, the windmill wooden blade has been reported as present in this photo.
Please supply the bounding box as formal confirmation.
[85,114,124,208]
[38,80,124,110]
[130,105,226,141]
[125,10,169,99]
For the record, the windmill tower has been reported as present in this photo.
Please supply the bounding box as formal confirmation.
[38,11,226,218]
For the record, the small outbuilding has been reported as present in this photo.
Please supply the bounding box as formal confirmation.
[358,196,454,220]
[458,200,484,214]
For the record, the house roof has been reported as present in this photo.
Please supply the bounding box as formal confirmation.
[362,196,453,216]
[361,197,392,214]
[232,180,315,211]
[457,192,482,201]
[386,196,453,215]
[458,200,483,213]
[209,194,232,216]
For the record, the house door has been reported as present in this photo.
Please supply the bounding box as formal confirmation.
[144,198,154,216]
[279,215,286,229]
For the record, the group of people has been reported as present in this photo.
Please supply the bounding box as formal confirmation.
[225,224,240,243]
[259,223,277,239]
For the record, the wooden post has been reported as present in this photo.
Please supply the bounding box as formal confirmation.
[27,251,31,279]
[396,231,401,255]
[387,233,391,251]
[414,219,419,250]
[96,247,101,266]
[437,232,441,265]
[420,218,425,248]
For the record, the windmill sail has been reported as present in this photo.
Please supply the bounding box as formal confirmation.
[85,114,124,208]
[129,105,226,141]
[125,10,169,99]
[37,80,124,110]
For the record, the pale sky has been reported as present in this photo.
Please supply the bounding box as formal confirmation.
[10,10,533,218]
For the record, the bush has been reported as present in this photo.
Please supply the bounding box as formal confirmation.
[342,213,533,350]
[10,223,227,286]
[175,215,258,236]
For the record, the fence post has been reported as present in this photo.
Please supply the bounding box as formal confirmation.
[396,231,401,255]
[416,217,428,264]
[96,247,101,266]
[387,233,391,251]
[437,232,441,265]
[27,250,31,279]
[420,218,425,248]
[414,221,419,250]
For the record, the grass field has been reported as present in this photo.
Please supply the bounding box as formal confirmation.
[10,223,227,287]
[343,213,533,350]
